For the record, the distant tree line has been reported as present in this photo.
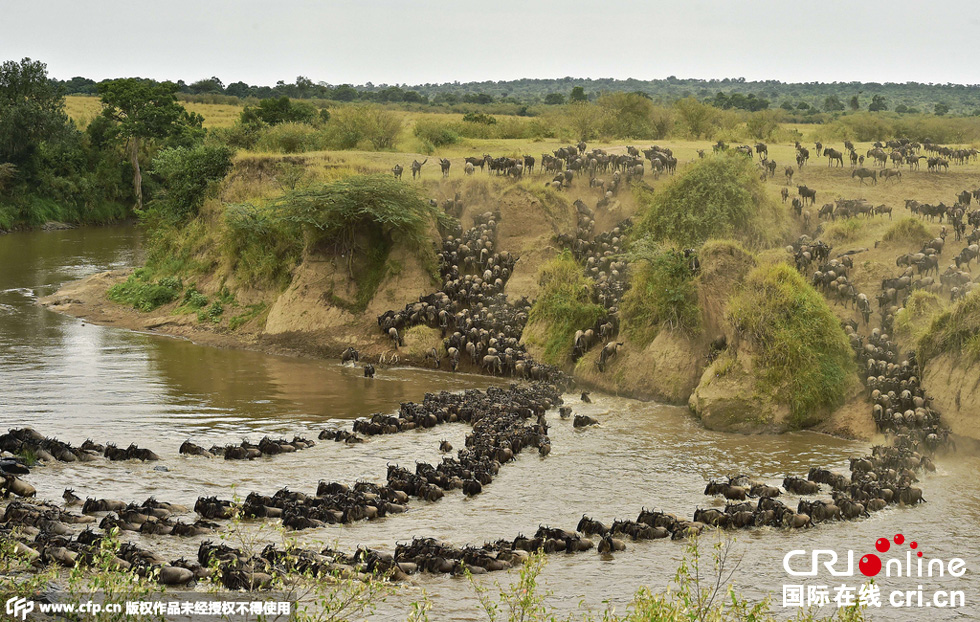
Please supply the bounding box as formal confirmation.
[53,74,980,116]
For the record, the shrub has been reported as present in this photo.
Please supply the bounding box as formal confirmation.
[634,153,786,248]
[824,218,863,242]
[919,288,980,363]
[241,96,317,126]
[274,174,443,260]
[413,118,460,147]
[107,272,182,311]
[150,144,233,220]
[182,287,209,309]
[621,241,700,345]
[883,217,932,244]
[254,122,326,153]
[527,252,608,365]
[728,262,856,427]
[198,300,224,323]
[222,201,302,288]
[325,106,402,150]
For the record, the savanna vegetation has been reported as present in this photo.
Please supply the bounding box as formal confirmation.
[527,252,607,365]
[8,54,980,425]
[728,263,856,427]
[918,288,980,363]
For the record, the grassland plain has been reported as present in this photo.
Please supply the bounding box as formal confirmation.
[45,103,980,438]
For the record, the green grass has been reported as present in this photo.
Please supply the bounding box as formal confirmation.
[824,218,864,243]
[621,240,701,345]
[106,270,183,312]
[919,288,980,363]
[895,290,944,342]
[229,303,267,330]
[527,251,608,365]
[633,153,786,249]
[728,262,856,427]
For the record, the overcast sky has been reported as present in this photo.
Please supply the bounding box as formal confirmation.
[3,0,980,86]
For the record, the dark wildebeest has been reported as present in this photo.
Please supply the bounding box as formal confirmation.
[824,148,844,167]
[851,168,877,185]
[411,159,427,180]
[797,185,817,206]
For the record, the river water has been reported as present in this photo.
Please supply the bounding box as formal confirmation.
[0,225,977,620]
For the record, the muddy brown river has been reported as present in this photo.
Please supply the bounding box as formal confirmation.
[1,225,977,620]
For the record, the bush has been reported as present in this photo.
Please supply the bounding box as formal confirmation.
[728,263,856,427]
[241,96,318,126]
[634,153,786,248]
[527,252,608,365]
[182,287,209,309]
[198,300,224,323]
[274,174,443,259]
[883,217,932,244]
[254,122,327,153]
[325,106,402,150]
[150,144,233,220]
[621,241,700,345]
[222,201,302,288]
[919,288,980,363]
[413,118,460,147]
[107,272,182,311]
[824,218,863,242]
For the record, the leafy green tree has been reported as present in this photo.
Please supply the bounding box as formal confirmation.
[823,95,845,112]
[934,102,950,116]
[0,58,71,181]
[868,94,887,111]
[895,104,909,114]
[187,76,224,94]
[746,109,781,140]
[97,78,188,210]
[564,102,607,141]
[225,81,251,98]
[599,91,655,137]
[332,85,359,102]
[674,97,716,139]
[242,96,318,126]
[544,93,565,105]
[569,86,587,103]
[848,95,860,111]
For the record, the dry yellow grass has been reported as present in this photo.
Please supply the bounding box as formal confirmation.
[65,95,242,129]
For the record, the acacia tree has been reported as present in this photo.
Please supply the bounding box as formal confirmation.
[97,78,186,210]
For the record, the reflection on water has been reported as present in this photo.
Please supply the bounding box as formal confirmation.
[1,226,977,621]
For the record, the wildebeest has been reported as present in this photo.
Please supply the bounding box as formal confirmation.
[411,159,427,180]
[824,148,844,167]
[797,185,817,206]
[851,168,877,185]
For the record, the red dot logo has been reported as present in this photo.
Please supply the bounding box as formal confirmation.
[894,534,905,545]
[910,541,917,549]
[917,552,923,558]
[875,538,891,553]
[859,554,882,576]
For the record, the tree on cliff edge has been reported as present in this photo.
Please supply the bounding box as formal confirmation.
[97,78,191,210]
